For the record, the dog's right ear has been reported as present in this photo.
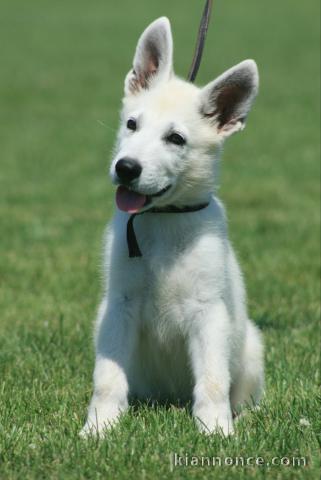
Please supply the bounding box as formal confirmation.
[125,17,173,96]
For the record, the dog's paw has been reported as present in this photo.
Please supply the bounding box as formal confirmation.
[79,421,101,438]
[79,419,112,438]
[79,401,124,438]
[194,407,234,436]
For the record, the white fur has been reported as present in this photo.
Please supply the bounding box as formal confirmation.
[81,17,264,437]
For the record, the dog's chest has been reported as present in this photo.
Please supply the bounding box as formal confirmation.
[111,204,226,338]
[134,244,218,341]
[115,245,204,340]
[141,261,189,336]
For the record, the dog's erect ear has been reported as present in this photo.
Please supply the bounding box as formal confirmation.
[125,17,173,95]
[200,60,259,138]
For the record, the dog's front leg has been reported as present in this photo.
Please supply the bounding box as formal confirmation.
[81,298,137,436]
[189,301,234,436]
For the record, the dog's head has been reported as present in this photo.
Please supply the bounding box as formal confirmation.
[110,17,258,213]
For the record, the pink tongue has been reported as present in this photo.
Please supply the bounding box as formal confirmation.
[116,185,147,213]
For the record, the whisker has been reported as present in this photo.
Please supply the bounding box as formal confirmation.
[96,119,117,133]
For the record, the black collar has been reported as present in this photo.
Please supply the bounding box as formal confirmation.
[126,202,210,258]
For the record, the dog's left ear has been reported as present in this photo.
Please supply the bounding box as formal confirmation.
[125,17,173,96]
[200,60,259,138]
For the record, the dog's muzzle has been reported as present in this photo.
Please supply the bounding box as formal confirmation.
[116,184,171,214]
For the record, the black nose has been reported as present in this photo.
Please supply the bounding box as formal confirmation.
[115,158,142,183]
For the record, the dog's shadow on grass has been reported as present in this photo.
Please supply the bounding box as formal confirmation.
[129,396,192,414]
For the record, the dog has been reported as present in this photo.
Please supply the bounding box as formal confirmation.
[81,17,264,436]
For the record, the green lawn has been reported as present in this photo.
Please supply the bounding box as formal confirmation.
[0,0,320,478]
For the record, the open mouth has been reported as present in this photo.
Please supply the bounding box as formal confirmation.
[116,184,171,213]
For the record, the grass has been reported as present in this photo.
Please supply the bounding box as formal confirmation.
[0,0,320,478]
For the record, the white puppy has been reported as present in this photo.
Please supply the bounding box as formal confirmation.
[82,17,264,436]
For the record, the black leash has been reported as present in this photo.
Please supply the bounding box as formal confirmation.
[127,203,209,258]
[188,0,213,82]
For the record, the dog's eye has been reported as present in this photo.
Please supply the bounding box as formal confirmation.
[165,132,186,146]
[127,118,137,131]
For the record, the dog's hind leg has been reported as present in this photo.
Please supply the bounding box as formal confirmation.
[81,297,138,436]
[230,319,264,415]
